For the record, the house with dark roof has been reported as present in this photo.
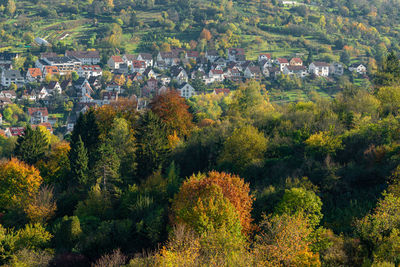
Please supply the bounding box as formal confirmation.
[65,50,101,65]
[244,66,262,80]
[1,70,24,87]
[309,62,330,76]
[283,65,308,78]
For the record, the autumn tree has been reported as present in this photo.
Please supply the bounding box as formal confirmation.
[172,171,254,235]
[199,28,212,41]
[150,90,194,138]
[253,213,321,266]
[0,158,43,211]
[228,81,274,121]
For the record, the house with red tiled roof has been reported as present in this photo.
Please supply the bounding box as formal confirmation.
[213,88,231,96]
[275,58,289,71]
[26,68,43,82]
[290,58,303,66]
[43,66,59,78]
[258,53,272,62]
[107,55,124,70]
[28,107,49,125]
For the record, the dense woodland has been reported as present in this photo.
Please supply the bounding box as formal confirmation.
[0,52,399,266]
[2,0,400,266]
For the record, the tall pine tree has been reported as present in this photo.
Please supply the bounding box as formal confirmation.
[69,135,89,189]
[70,109,100,167]
[93,143,121,195]
[14,125,48,165]
[135,111,170,180]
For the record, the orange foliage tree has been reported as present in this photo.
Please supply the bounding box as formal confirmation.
[200,28,212,41]
[172,171,254,235]
[0,158,43,210]
[150,90,194,138]
[253,213,321,266]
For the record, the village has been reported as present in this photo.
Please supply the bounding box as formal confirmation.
[0,48,368,138]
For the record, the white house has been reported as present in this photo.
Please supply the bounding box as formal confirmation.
[171,66,188,85]
[276,58,289,71]
[77,65,102,78]
[178,83,195,99]
[66,50,101,65]
[108,56,124,70]
[209,69,225,82]
[28,107,49,124]
[349,63,367,75]
[283,65,308,78]
[244,66,262,80]
[309,62,330,77]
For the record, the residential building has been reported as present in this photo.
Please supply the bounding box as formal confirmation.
[108,55,124,70]
[330,62,344,76]
[26,68,43,82]
[309,62,330,76]
[349,63,367,75]
[77,65,103,78]
[65,50,101,65]
[289,57,303,66]
[283,65,308,78]
[276,58,289,71]
[42,56,81,75]
[28,107,49,124]
[178,83,195,99]
[1,70,24,87]
[244,66,262,80]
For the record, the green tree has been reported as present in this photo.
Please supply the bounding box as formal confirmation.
[275,187,323,228]
[135,111,170,179]
[14,125,48,165]
[68,135,89,189]
[218,125,268,174]
[93,143,121,195]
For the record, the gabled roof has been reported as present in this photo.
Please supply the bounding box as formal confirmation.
[66,50,100,59]
[3,70,22,78]
[171,66,186,77]
[28,107,49,117]
[228,48,245,56]
[247,66,262,74]
[110,55,124,63]
[27,68,42,78]
[139,53,153,60]
[44,66,59,75]
[259,53,272,59]
[290,57,303,63]
[124,54,138,61]
[286,65,307,71]
[214,88,231,95]
[186,51,199,58]
[210,69,224,75]
[349,63,365,68]
[276,58,289,64]
[47,81,60,89]
[311,61,330,67]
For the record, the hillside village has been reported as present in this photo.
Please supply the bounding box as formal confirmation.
[0,48,368,137]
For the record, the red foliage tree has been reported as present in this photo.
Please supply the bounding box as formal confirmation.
[150,90,194,138]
